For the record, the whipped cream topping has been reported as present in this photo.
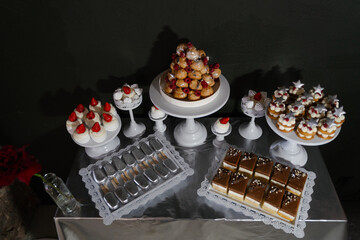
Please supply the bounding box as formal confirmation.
[102,115,119,132]
[90,123,107,143]
[66,119,82,134]
[73,127,90,144]
[150,106,166,119]
[297,120,317,134]
[269,99,286,112]
[278,113,296,126]
[213,118,230,133]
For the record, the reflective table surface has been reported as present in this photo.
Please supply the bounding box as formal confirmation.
[55,117,347,240]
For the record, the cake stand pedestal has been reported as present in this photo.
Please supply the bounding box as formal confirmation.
[72,115,122,159]
[238,101,268,140]
[148,111,167,133]
[115,96,146,138]
[265,112,341,166]
[211,124,232,148]
[149,71,230,147]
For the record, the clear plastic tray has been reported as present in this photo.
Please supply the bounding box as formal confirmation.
[79,132,194,225]
[197,143,316,238]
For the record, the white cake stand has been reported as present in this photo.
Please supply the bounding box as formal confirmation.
[265,112,341,166]
[72,115,122,159]
[115,96,146,138]
[149,71,230,147]
[238,101,268,140]
[148,111,167,133]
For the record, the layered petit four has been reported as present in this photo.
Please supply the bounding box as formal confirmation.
[238,152,257,177]
[254,156,273,182]
[289,80,305,98]
[103,102,117,116]
[296,118,318,140]
[66,112,82,134]
[211,167,232,194]
[222,147,242,172]
[317,118,337,139]
[262,185,285,215]
[278,192,301,222]
[267,98,286,120]
[150,106,166,119]
[286,101,305,119]
[306,103,327,119]
[273,86,289,102]
[322,94,339,110]
[90,122,107,143]
[113,84,143,106]
[276,113,296,133]
[89,97,102,113]
[310,84,325,102]
[242,90,270,112]
[326,106,346,128]
[102,113,119,131]
[296,92,314,107]
[271,163,291,187]
[286,169,307,197]
[227,172,249,202]
[74,103,88,119]
[72,124,90,144]
[163,42,221,101]
[213,117,230,134]
[244,179,267,207]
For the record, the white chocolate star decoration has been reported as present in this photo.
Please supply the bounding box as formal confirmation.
[292,80,304,89]
[313,84,324,94]
[333,106,346,117]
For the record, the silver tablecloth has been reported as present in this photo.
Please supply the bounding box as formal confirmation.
[55,117,347,240]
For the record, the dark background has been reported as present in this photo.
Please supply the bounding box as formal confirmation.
[1,0,359,205]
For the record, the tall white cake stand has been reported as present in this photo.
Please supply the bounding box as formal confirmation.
[115,96,146,138]
[149,71,230,147]
[265,112,341,166]
[238,101,268,140]
[72,115,122,159]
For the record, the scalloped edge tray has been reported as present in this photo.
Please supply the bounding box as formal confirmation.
[79,132,194,225]
[197,143,316,238]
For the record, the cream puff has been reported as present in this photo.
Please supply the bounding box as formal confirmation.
[190,60,205,71]
[189,79,203,90]
[175,79,189,88]
[188,71,202,80]
[188,90,201,101]
[173,87,187,99]
[174,69,187,79]
[202,74,215,87]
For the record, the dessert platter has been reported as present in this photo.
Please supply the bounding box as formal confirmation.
[113,84,146,138]
[197,145,316,238]
[149,42,230,147]
[265,81,345,166]
[239,90,271,140]
[148,105,167,132]
[79,132,194,225]
[66,99,122,159]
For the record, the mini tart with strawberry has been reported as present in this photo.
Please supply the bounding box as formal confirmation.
[296,118,318,140]
[72,124,90,144]
[272,86,290,102]
[326,106,345,128]
[74,104,89,120]
[66,112,82,134]
[89,97,102,114]
[102,113,119,131]
[213,117,230,134]
[90,122,107,143]
[310,84,325,102]
[276,113,296,133]
[317,118,337,139]
[287,101,305,119]
[102,102,117,116]
[306,103,327,119]
[85,111,100,128]
[267,98,286,120]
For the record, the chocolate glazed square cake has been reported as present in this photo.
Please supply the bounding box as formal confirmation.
[262,185,285,215]
[222,147,242,172]
[286,169,307,196]
[278,191,301,222]
[244,179,267,207]
[254,156,274,182]
[211,167,232,194]
[227,172,249,202]
[238,152,257,177]
[270,163,291,187]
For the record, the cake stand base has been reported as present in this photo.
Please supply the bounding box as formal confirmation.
[174,118,207,147]
[123,121,146,138]
[238,117,262,140]
[269,139,308,166]
[85,136,120,159]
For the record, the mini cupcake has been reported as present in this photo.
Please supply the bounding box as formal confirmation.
[326,106,346,128]
[310,84,325,102]
[85,111,100,127]
[287,101,305,119]
[90,122,107,143]
[276,113,296,133]
[297,92,314,107]
[74,104,89,120]
[66,112,82,134]
[72,124,90,144]
[267,98,286,120]
[89,97,102,113]
[289,80,305,99]
[296,118,318,140]
[273,86,290,102]
[102,113,119,131]
[322,94,339,110]
[307,103,327,119]
[317,118,337,139]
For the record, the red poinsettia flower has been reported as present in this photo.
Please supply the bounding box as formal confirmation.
[0,145,41,187]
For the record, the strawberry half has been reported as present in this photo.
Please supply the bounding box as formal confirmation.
[102,113,112,122]
[104,102,111,112]
[87,111,95,120]
[90,97,98,106]
[76,104,85,113]
[76,124,86,134]
[92,122,101,132]
[122,86,131,94]
[220,117,230,124]
[68,112,77,122]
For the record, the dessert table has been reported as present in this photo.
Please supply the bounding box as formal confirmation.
[54,117,347,240]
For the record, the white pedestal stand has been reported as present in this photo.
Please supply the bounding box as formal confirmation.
[149,71,230,147]
[238,101,268,140]
[148,111,167,133]
[72,115,122,159]
[115,96,146,138]
[265,112,341,166]
[211,124,232,148]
